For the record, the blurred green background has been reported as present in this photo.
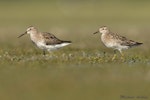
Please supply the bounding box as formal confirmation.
[0,0,150,50]
[0,0,150,100]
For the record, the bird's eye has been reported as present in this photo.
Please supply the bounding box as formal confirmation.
[50,36,54,39]
[27,28,31,31]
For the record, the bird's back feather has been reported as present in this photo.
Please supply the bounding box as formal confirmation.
[41,32,71,45]
[109,32,143,47]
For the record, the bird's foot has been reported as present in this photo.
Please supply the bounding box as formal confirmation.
[112,54,117,61]
[120,56,125,62]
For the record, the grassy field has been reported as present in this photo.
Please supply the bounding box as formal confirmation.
[0,0,150,100]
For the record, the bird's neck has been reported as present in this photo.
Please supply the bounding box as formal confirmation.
[29,31,39,42]
[101,30,110,35]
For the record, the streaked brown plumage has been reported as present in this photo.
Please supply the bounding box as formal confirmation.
[18,26,71,55]
[93,26,143,60]
[42,32,71,45]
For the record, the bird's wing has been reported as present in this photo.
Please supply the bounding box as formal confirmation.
[120,39,137,46]
[42,32,63,45]
[110,32,127,41]
[111,32,140,46]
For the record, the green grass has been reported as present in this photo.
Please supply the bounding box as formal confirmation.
[0,48,149,100]
[0,0,150,100]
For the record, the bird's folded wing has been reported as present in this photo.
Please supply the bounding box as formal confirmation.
[42,32,63,45]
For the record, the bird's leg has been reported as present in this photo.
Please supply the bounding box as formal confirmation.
[119,50,125,61]
[112,50,117,61]
[47,51,55,57]
[43,50,46,55]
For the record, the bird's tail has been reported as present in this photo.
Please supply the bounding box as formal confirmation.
[54,40,71,48]
[130,42,143,47]
[127,40,143,48]
[134,42,143,46]
[62,41,72,43]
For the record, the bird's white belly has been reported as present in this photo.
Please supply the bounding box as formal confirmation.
[102,39,129,50]
[36,42,46,50]
[36,42,71,51]
[104,42,115,48]
[104,42,129,50]
[101,34,129,50]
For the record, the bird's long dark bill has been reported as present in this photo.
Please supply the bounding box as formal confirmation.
[93,31,99,34]
[17,31,27,38]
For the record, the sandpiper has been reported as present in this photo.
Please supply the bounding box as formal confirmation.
[18,26,71,55]
[93,26,143,60]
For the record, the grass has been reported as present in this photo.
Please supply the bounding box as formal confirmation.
[0,47,149,100]
[0,0,150,100]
